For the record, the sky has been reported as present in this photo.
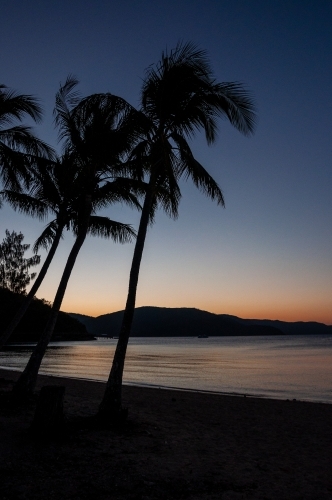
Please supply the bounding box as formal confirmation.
[1,0,331,324]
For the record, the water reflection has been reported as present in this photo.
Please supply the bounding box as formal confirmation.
[1,335,332,403]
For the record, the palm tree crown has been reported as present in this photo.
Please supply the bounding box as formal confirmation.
[137,42,256,213]
[0,84,54,191]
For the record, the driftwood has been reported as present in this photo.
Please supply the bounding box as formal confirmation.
[31,385,65,437]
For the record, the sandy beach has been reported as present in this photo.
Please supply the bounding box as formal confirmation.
[0,368,332,499]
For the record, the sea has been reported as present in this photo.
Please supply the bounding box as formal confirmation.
[1,335,332,404]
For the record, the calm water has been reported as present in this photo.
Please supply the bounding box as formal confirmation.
[1,335,332,403]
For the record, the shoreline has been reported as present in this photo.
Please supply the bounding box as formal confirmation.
[1,366,331,406]
[1,368,332,498]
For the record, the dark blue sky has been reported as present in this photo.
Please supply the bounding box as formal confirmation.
[1,1,331,322]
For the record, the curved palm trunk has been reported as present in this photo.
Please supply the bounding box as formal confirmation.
[12,200,91,398]
[97,187,154,422]
[0,225,64,350]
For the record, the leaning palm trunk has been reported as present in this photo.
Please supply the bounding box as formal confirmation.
[98,42,256,423]
[97,187,154,421]
[0,225,63,350]
[12,204,91,398]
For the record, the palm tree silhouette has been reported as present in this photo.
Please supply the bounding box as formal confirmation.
[12,78,143,397]
[97,42,257,421]
[0,84,54,192]
[0,153,88,349]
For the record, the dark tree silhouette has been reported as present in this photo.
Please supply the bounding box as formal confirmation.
[0,153,89,349]
[0,230,40,294]
[12,77,142,397]
[0,84,54,192]
[97,42,257,422]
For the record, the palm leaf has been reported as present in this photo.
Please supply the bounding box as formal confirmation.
[87,216,136,243]
[171,132,225,206]
[0,85,43,124]
[91,178,143,212]
[54,75,81,148]
[213,82,256,136]
[33,220,62,252]
[1,189,51,219]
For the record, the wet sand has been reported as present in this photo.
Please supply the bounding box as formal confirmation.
[0,368,332,499]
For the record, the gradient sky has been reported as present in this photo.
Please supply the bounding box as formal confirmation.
[1,1,331,323]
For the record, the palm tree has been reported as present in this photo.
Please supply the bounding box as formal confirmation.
[97,42,257,422]
[12,78,143,397]
[0,153,86,349]
[0,84,54,191]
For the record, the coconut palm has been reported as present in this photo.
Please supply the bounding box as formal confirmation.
[97,42,257,422]
[0,153,86,349]
[12,78,144,397]
[0,84,54,191]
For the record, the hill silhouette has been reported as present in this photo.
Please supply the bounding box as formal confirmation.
[219,315,332,336]
[70,306,281,337]
[70,307,332,337]
[0,287,94,342]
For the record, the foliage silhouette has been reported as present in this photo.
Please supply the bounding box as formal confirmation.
[0,230,40,294]
[0,155,80,348]
[0,287,92,342]
[0,147,137,348]
[13,77,141,397]
[0,83,54,192]
[98,42,257,422]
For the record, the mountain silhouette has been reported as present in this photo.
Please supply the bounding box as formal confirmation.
[69,307,332,337]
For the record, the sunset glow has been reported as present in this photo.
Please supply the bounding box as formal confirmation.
[1,1,331,325]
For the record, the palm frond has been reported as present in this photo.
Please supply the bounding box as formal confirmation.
[0,145,32,190]
[54,75,81,147]
[0,125,55,157]
[1,189,51,219]
[0,85,43,124]
[87,216,136,243]
[91,178,143,212]
[33,220,62,252]
[171,132,225,206]
[154,174,181,220]
[0,84,55,193]
[126,139,154,179]
[69,93,144,164]
[213,82,256,136]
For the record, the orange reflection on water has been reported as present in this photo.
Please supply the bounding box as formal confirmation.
[1,336,332,403]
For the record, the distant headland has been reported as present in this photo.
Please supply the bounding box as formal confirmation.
[69,306,332,338]
[2,286,331,343]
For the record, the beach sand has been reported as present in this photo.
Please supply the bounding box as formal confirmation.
[0,368,331,499]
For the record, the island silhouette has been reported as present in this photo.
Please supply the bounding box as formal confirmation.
[70,306,332,338]
[2,286,331,343]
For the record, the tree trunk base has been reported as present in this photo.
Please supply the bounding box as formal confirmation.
[30,385,66,438]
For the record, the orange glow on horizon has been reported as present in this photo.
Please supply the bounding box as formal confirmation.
[61,300,332,326]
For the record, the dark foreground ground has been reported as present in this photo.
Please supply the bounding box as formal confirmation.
[0,368,332,500]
